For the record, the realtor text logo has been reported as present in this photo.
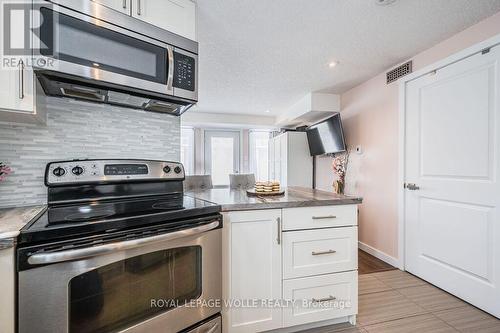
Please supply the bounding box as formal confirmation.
[1,1,54,69]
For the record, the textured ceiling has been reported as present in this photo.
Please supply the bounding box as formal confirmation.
[193,0,500,116]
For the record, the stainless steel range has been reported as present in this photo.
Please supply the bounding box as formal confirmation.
[17,159,221,333]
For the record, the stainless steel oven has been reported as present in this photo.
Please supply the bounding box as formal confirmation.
[18,217,222,333]
[33,0,198,115]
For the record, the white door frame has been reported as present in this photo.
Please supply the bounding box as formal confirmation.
[203,129,242,187]
[397,33,500,270]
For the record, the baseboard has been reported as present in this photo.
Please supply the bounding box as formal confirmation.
[358,241,401,269]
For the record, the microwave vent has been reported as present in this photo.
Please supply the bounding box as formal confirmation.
[107,91,148,107]
[60,86,106,102]
[144,100,179,114]
[386,61,412,84]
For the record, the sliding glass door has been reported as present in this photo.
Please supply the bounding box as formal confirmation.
[204,131,240,187]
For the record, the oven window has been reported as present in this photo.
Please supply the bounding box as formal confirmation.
[39,8,167,84]
[69,246,202,333]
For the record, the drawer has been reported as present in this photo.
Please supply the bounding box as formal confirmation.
[283,271,358,327]
[282,205,357,231]
[283,227,357,279]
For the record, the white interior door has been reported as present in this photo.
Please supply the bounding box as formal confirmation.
[404,45,500,318]
[204,131,240,187]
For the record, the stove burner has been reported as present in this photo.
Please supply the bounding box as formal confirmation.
[64,209,116,222]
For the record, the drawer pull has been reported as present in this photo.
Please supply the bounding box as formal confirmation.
[311,249,336,256]
[312,215,337,220]
[312,295,336,303]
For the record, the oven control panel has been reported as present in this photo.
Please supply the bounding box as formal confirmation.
[46,159,185,186]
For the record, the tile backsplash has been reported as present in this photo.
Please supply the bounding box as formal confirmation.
[0,97,180,208]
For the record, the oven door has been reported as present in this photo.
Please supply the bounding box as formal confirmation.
[18,219,221,333]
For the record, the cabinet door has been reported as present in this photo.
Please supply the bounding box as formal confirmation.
[0,5,35,117]
[0,247,15,333]
[280,134,288,187]
[91,0,131,14]
[274,136,281,183]
[223,210,282,333]
[132,0,196,40]
[268,138,275,180]
[0,61,35,115]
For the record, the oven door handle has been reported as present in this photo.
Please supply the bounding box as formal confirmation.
[27,221,220,265]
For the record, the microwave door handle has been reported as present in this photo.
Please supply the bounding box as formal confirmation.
[167,46,174,92]
[27,221,220,265]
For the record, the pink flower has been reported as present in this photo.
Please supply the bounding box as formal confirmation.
[331,152,349,181]
[0,163,12,181]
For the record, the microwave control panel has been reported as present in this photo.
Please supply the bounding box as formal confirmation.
[173,52,195,91]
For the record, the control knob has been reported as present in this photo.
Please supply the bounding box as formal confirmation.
[174,166,182,174]
[52,167,65,177]
[72,166,84,176]
[163,165,171,173]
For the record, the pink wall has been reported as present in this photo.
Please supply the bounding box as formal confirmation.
[316,11,500,259]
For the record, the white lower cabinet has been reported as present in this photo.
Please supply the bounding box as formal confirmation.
[283,271,358,327]
[0,245,15,333]
[223,210,282,333]
[223,205,358,333]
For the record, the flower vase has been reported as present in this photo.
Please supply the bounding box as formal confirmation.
[333,180,345,194]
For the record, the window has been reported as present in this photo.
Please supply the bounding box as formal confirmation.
[249,130,270,181]
[180,127,195,175]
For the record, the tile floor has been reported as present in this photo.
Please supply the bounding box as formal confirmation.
[301,270,500,333]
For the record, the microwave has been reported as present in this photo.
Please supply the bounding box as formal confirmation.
[33,0,198,115]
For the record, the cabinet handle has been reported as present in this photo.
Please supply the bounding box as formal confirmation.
[311,249,336,256]
[276,217,281,245]
[312,295,336,303]
[18,60,24,99]
[137,0,141,15]
[312,215,337,220]
[122,0,127,9]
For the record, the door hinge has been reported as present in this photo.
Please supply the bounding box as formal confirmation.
[482,48,491,55]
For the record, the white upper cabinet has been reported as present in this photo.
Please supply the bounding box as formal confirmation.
[91,0,132,15]
[0,0,39,124]
[0,62,35,114]
[132,0,196,40]
[91,0,197,40]
[269,132,313,187]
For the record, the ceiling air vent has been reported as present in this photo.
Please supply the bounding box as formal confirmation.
[386,61,412,84]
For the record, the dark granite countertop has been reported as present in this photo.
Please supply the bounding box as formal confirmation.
[185,186,362,212]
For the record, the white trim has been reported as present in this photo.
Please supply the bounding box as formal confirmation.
[358,241,399,269]
[397,32,500,272]
[267,316,350,333]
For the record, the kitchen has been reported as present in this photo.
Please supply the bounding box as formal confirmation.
[1,0,500,332]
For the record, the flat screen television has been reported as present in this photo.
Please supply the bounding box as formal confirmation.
[306,113,347,156]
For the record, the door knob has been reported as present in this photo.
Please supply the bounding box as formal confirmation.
[405,183,420,191]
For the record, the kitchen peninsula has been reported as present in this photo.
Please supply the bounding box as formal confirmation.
[186,186,362,333]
